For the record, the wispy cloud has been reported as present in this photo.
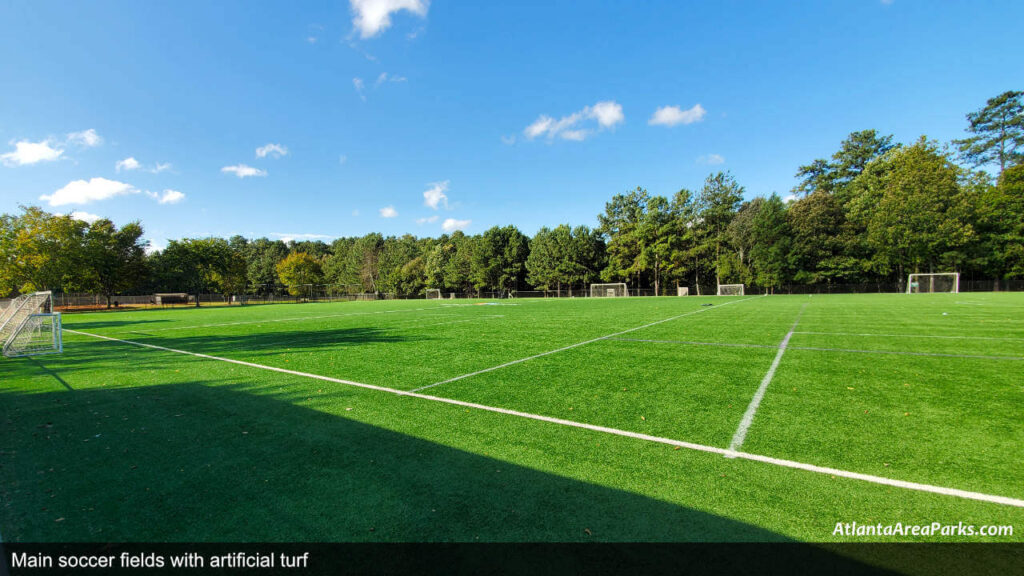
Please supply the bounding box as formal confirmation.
[271,232,336,243]
[41,177,138,206]
[353,77,366,101]
[416,215,439,224]
[66,128,102,148]
[523,101,624,142]
[146,189,186,205]
[256,143,288,159]
[221,164,267,178]
[697,153,725,165]
[649,104,706,127]
[442,218,470,232]
[339,154,348,165]
[501,135,516,145]
[350,0,429,39]
[379,205,399,218]
[423,180,449,210]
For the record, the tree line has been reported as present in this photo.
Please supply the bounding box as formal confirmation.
[2,91,1022,304]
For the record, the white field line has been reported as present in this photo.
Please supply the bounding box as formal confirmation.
[793,331,1024,342]
[609,337,1023,361]
[727,303,807,455]
[61,327,1024,508]
[122,306,457,335]
[409,296,764,393]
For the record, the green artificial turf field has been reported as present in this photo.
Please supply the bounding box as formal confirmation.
[1,293,1022,545]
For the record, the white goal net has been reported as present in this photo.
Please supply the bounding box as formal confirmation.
[425,289,442,300]
[677,287,689,296]
[1,291,63,358]
[590,283,628,298]
[717,284,745,296]
[907,273,959,294]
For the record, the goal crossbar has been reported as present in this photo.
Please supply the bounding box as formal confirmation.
[907,273,959,294]
[717,284,745,296]
[590,283,628,298]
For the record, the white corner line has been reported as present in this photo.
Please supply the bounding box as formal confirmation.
[727,303,807,455]
[62,327,1024,509]
[410,295,765,393]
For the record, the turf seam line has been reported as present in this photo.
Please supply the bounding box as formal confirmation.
[727,303,807,455]
[409,295,765,393]
[608,338,1023,361]
[63,327,1024,509]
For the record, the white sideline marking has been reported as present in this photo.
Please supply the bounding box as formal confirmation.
[409,296,763,393]
[794,331,1024,342]
[124,306,455,334]
[60,327,1024,508]
[727,303,807,454]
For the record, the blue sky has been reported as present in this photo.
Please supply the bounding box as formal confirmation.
[1,0,1020,250]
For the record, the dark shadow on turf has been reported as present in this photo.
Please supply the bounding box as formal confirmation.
[27,358,73,391]
[106,326,416,358]
[0,383,795,543]
[65,318,171,330]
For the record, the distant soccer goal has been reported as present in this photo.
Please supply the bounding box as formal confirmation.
[590,283,628,298]
[1,291,63,358]
[425,289,442,300]
[907,273,959,294]
[677,287,689,296]
[717,284,744,296]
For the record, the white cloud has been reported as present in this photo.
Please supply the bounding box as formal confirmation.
[271,232,335,243]
[353,77,366,101]
[423,180,449,210]
[70,211,102,223]
[523,100,625,142]
[697,154,725,165]
[156,189,185,204]
[1,140,64,166]
[649,104,707,127]
[145,238,166,255]
[116,157,141,172]
[350,0,429,39]
[307,36,318,44]
[221,164,267,178]
[416,215,439,224]
[256,143,288,158]
[375,72,407,87]
[379,205,398,218]
[152,162,173,174]
[66,129,102,147]
[442,218,470,232]
[589,101,625,128]
[41,177,138,206]
[783,193,797,203]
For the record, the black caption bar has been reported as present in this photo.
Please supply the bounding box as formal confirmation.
[1,543,1022,576]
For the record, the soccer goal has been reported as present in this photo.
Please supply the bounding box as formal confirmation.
[677,287,689,296]
[907,273,959,294]
[1,291,63,358]
[590,283,628,298]
[717,284,745,296]
[425,289,442,300]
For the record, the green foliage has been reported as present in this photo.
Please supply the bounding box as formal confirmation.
[275,252,324,295]
[794,130,896,198]
[954,90,1024,175]
[81,219,148,306]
